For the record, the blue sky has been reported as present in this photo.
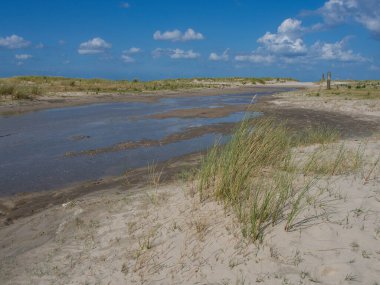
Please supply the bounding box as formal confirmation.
[0,0,379,81]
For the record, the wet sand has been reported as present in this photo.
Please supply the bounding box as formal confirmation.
[64,122,237,157]
[0,151,203,225]
[0,90,269,195]
[253,95,380,137]
[145,104,251,119]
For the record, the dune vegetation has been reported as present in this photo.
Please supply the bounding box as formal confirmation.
[197,116,369,242]
[307,80,380,100]
[0,76,297,100]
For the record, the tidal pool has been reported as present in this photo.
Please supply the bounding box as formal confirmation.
[0,89,292,195]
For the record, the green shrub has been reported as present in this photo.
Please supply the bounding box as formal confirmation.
[13,89,33,100]
[0,85,15,96]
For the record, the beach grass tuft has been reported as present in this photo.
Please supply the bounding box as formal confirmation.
[290,125,340,146]
[0,83,42,99]
[303,143,365,176]
[197,116,352,241]
[198,118,317,241]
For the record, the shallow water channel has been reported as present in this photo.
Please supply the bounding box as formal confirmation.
[0,89,291,195]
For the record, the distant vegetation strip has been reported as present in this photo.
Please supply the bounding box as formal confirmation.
[306,80,380,100]
[0,76,297,99]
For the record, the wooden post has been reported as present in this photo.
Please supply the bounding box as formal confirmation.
[327,72,331,90]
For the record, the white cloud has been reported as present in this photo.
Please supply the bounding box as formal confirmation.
[258,33,307,56]
[121,2,130,8]
[121,54,135,63]
[121,48,141,63]
[209,49,229,61]
[182,28,204,41]
[318,0,354,25]
[317,0,380,37]
[152,48,163,58]
[78,37,111,55]
[234,1,373,68]
[0,35,30,49]
[35,43,44,49]
[153,30,181,41]
[277,18,304,35]
[15,54,32,60]
[124,47,141,54]
[152,48,200,59]
[356,13,380,37]
[242,16,366,66]
[171,49,200,59]
[153,28,204,41]
[312,39,366,62]
[235,53,275,64]
[257,18,307,56]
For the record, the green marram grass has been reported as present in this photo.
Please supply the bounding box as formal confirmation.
[290,125,340,146]
[197,117,360,242]
[303,143,365,176]
[198,118,305,241]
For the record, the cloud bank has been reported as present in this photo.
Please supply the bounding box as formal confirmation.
[236,17,366,65]
[317,0,380,38]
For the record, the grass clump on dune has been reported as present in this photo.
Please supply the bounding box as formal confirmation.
[290,125,340,146]
[198,118,315,241]
[199,119,290,202]
[303,144,364,176]
[0,84,42,100]
[197,117,351,241]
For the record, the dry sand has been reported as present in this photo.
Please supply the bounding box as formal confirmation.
[1,83,380,285]
[272,89,380,119]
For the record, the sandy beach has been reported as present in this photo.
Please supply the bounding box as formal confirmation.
[1,83,380,284]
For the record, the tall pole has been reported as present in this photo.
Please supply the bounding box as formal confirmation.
[327,72,331,90]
